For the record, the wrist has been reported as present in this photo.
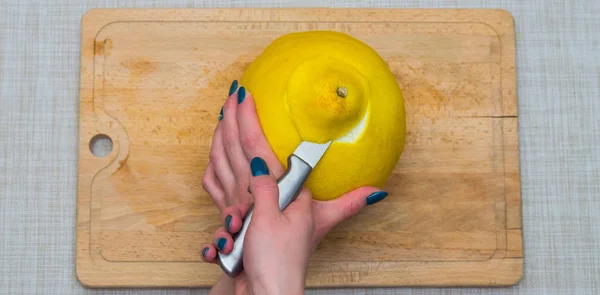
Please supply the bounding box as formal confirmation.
[252,285,303,295]
[251,275,304,295]
[209,274,235,295]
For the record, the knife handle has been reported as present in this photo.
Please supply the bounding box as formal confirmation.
[217,154,313,277]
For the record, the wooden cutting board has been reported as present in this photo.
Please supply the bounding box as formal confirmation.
[76,8,523,288]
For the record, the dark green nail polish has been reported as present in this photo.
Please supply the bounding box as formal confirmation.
[229,80,238,96]
[366,191,388,205]
[202,247,209,257]
[250,157,269,176]
[218,107,223,121]
[237,86,246,104]
[216,238,227,251]
[225,215,232,231]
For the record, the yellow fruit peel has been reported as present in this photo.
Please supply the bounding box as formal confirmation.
[286,55,369,143]
[240,31,406,201]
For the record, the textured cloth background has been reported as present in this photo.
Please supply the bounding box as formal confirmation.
[1,0,599,294]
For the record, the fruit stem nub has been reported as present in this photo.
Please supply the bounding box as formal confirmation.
[336,87,348,98]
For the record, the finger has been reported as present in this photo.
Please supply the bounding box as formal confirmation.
[249,157,280,218]
[221,203,253,234]
[222,83,252,181]
[313,187,386,235]
[285,188,313,223]
[210,123,236,201]
[235,88,285,177]
[213,227,234,254]
[200,244,218,263]
[202,163,227,211]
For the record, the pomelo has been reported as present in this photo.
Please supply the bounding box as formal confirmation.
[240,31,406,201]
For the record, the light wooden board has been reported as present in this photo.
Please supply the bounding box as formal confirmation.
[77,8,523,288]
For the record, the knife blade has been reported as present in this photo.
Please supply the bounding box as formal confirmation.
[217,140,332,277]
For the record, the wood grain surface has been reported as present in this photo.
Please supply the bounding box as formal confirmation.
[76,8,523,288]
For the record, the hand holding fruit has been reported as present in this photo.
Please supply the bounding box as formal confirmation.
[201,82,388,295]
[201,30,405,294]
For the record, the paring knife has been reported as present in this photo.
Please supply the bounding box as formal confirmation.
[217,140,332,277]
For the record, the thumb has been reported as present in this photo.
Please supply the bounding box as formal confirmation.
[284,187,313,222]
[249,157,280,218]
[313,186,388,233]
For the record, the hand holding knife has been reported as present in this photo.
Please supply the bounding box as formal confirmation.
[217,140,332,277]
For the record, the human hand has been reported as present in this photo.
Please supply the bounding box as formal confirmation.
[201,80,389,294]
[210,156,315,294]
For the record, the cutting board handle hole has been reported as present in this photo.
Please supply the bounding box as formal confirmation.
[90,134,113,157]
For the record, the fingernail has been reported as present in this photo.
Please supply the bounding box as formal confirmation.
[216,238,227,251]
[225,215,232,231]
[229,80,238,96]
[218,107,223,121]
[250,157,269,176]
[202,247,209,257]
[366,191,388,205]
[237,86,246,104]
